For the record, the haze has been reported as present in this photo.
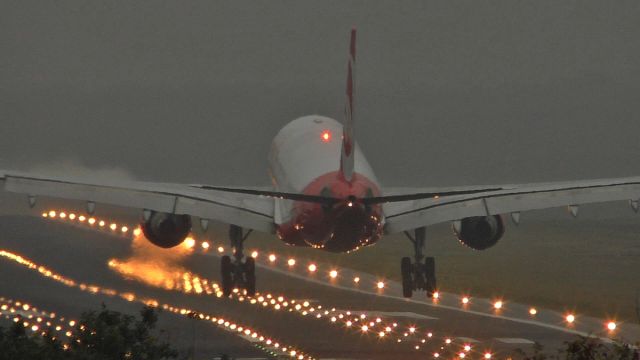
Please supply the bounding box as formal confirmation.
[1,1,639,188]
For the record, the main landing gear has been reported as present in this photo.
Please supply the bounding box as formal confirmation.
[220,225,256,297]
[401,227,437,298]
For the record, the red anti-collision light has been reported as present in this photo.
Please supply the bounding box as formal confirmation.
[321,130,331,142]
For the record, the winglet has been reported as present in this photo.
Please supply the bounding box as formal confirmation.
[340,28,356,182]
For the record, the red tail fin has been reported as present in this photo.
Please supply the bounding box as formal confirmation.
[340,28,356,182]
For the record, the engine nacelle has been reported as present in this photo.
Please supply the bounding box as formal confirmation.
[141,211,192,248]
[453,215,505,250]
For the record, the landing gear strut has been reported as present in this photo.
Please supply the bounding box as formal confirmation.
[220,225,256,297]
[401,227,436,298]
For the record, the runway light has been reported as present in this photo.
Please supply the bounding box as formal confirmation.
[88,217,95,225]
[462,296,470,305]
[376,281,385,289]
[49,211,56,218]
[59,212,67,219]
[98,220,105,227]
[287,258,296,267]
[433,291,440,300]
[329,270,338,279]
[184,238,195,249]
[308,264,317,272]
[607,321,617,331]
[268,254,276,262]
[251,251,258,259]
[484,353,492,359]
[79,216,86,222]
[109,223,117,230]
[529,307,537,315]
[217,246,224,253]
[566,314,575,324]
[121,226,128,233]
[353,276,360,283]
[201,241,210,250]
[493,300,503,310]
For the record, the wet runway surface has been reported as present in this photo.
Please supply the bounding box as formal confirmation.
[0,215,638,359]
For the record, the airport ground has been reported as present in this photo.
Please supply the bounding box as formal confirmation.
[0,194,639,358]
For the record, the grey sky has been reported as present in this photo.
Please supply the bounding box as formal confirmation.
[1,1,639,187]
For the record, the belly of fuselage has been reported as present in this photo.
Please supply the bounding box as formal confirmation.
[268,115,384,252]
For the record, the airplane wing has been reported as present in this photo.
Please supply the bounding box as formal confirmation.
[381,177,640,234]
[0,170,277,233]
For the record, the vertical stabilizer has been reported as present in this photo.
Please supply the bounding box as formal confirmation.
[340,28,356,182]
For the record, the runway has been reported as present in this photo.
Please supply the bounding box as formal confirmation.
[0,212,638,359]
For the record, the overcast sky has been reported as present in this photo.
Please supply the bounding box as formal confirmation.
[1,1,639,187]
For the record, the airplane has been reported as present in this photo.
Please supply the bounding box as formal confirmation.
[2,28,640,298]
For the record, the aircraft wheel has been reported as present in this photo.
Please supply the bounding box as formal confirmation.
[424,257,436,298]
[401,257,413,298]
[221,255,233,297]
[245,257,256,297]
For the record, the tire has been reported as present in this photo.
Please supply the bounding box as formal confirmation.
[221,255,233,297]
[401,257,413,298]
[424,257,437,298]
[245,257,256,297]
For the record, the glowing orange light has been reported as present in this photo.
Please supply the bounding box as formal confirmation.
[98,220,105,227]
[607,321,616,331]
[88,217,95,225]
[376,281,385,289]
[566,314,575,324]
[321,131,331,142]
[329,270,338,279]
[353,276,360,283]
[493,300,502,310]
[433,291,440,300]
[184,237,195,249]
[307,264,317,272]
[133,228,142,236]
[59,212,67,219]
[462,296,470,305]
[69,213,76,220]
[250,250,258,259]
[201,241,210,250]
[287,258,296,267]
[48,211,56,218]
[217,246,224,253]
[464,344,471,352]
[268,254,276,262]
[79,216,86,222]
[529,307,537,315]
[484,353,492,359]
[109,223,117,230]
[121,226,128,233]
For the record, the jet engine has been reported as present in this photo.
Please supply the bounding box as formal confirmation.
[453,215,505,250]
[141,211,192,248]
